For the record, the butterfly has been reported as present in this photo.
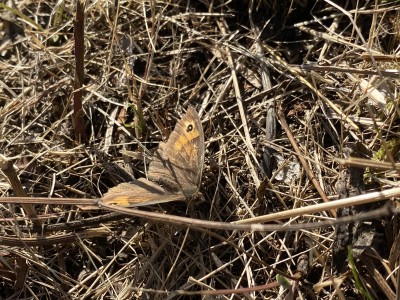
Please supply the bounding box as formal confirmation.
[102,106,204,207]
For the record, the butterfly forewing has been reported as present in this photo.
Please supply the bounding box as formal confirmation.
[148,106,204,197]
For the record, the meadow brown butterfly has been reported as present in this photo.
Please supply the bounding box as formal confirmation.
[102,106,204,207]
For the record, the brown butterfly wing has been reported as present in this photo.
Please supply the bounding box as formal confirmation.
[147,106,204,198]
[102,178,184,206]
[101,106,204,207]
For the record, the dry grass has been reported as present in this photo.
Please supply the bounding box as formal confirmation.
[0,0,400,299]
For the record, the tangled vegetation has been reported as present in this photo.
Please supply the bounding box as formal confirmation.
[0,0,399,299]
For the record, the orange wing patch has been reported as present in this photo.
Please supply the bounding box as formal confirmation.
[173,127,200,153]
